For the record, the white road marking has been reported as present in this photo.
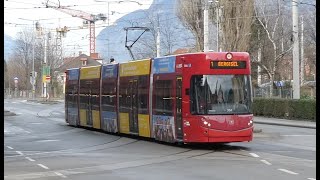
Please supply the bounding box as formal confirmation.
[16,151,23,155]
[38,164,49,170]
[278,168,299,175]
[31,123,43,125]
[260,159,272,165]
[249,153,260,158]
[36,139,60,143]
[25,131,31,133]
[12,102,17,104]
[281,135,316,137]
[307,178,316,180]
[25,157,35,162]
[7,146,13,150]
[54,172,67,178]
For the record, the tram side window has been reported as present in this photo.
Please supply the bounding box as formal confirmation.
[91,79,99,95]
[119,79,130,112]
[154,80,173,116]
[79,80,89,109]
[102,81,117,112]
[138,75,149,114]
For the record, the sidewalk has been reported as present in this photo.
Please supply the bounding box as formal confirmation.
[254,116,316,129]
[27,98,64,104]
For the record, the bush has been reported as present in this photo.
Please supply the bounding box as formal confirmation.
[253,98,316,121]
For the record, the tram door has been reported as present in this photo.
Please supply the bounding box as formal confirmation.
[129,79,139,134]
[175,77,183,140]
[87,88,93,126]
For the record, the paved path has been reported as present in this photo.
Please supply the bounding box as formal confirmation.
[254,116,316,129]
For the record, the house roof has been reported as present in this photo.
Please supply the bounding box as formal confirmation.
[172,48,190,55]
[57,54,101,72]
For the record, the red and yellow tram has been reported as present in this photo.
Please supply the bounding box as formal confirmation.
[65,52,253,143]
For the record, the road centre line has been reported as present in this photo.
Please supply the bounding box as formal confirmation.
[38,164,49,170]
[16,151,23,155]
[278,168,299,175]
[54,172,67,178]
[307,178,316,180]
[36,139,60,143]
[7,146,13,149]
[260,159,272,165]
[249,153,260,158]
[25,157,35,162]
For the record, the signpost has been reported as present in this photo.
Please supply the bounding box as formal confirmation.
[42,65,50,99]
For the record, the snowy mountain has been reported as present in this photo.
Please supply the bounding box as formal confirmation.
[96,0,194,63]
[4,34,15,60]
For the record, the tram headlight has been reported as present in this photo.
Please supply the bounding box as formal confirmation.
[201,118,211,127]
[184,121,190,126]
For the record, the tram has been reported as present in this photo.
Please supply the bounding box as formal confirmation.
[65,52,253,143]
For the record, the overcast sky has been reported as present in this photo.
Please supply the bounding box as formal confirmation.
[4,0,153,56]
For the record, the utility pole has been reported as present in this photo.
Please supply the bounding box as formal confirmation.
[43,33,47,98]
[203,0,209,52]
[32,21,35,100]
[300,15,304,86]
[107,2,110,63]
[292,0,300,99]
[156,27,161,57]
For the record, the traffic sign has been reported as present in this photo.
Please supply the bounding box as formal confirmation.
[14,77,18,84]
[46,75,51,82]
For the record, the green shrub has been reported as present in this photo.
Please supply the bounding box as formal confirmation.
[263,99,274,117]
[253,98,316,121]
[272,99,289,117]
[252,98,264,116]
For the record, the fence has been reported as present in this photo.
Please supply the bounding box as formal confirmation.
[253,87,316,99]
[4,88,64,99]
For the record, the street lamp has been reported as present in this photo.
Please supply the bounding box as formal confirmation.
[14,77,18,98]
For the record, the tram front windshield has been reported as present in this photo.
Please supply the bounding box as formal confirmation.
[190,75,252,115]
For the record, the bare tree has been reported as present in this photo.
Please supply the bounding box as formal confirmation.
[6,28,64,97]
[6,56,29,92]
[303,10,316,69]
[177,0,254,52]
[9,29,35,92]
[177,0,204,51]
[253,0,293,96]
[218,0,254,51]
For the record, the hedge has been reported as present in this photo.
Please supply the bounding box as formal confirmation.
[252,98,316,121]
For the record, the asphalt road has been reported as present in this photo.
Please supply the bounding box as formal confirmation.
[4,99,316,180]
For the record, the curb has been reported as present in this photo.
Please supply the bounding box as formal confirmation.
[27,100,61,104]
[4,110,16,116]
[254,121,316,129]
